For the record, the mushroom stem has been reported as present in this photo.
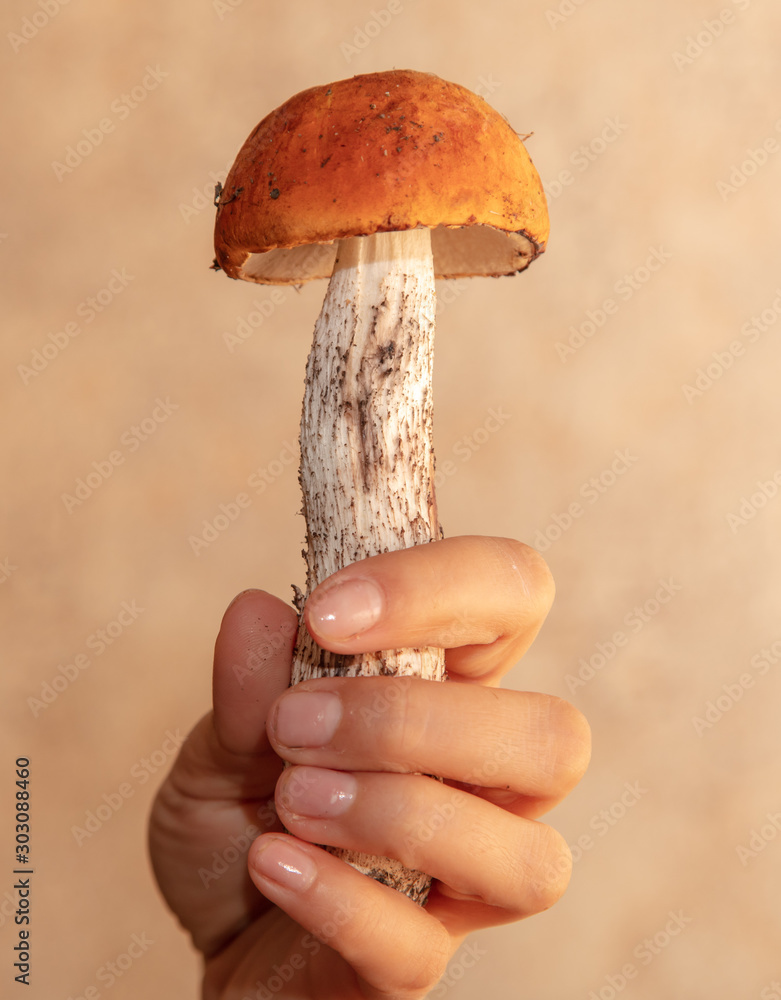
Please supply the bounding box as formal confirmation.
[292,227,444,905]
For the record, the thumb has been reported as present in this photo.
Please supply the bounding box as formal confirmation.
[213,589,298,755]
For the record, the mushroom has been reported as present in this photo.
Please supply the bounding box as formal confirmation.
[213,69,549,905]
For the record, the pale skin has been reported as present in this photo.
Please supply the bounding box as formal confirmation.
[149,535,591,999]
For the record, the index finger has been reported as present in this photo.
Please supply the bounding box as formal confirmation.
[304,535,555,684]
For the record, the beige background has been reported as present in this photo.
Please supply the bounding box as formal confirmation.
[2,0,780,997]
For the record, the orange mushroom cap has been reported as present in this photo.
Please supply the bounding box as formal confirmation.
[214,69,549,284]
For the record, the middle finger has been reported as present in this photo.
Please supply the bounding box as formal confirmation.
[267,676,590,815]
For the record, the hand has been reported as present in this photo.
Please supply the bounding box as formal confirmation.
[149,536,590,999]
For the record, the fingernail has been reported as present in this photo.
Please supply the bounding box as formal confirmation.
[307,578,384,641]
[278,766,357,818]
[252,837,317,892]
[275,691,342,748]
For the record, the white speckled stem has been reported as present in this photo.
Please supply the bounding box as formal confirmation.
[292,228,445,905]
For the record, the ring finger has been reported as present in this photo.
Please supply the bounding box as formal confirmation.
[274,764,572,922]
